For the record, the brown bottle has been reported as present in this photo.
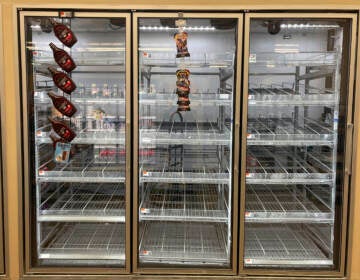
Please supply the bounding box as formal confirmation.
[48,66,76,94]
[49,18,77,48]
[49,42,76,72]
[48,91,77,117]
[48,117,76,142]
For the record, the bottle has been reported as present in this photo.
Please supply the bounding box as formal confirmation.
[47,91,77,117]
[112,84,118,97]
[49,18,77,48]
[49,42,76,72]
[102,83,110,97]
[48,66,76,94]
[48,117,76,142]
[91,83,98,97]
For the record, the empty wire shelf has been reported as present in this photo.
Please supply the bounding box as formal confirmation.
[38,152,126,183]
[247,117,335,146]
[246,147,333,184]
[139,222,229,265]
[245,185,332,223]
[40,223,125,261]
[244,224,332,267]
[248,84,337,106]
[140,148,230,184]
[139,184,228,222]
[34,94,126,105]
[39,184,125,222]
[140,121,231,146]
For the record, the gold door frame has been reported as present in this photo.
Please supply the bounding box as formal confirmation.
[19,10,132,275]
[240,12,358,277]
[132,12,243,275]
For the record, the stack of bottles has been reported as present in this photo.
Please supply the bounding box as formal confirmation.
[176,69,191,111]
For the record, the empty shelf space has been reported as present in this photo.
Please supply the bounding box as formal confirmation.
[39,184,125,222]
[140,121,231,145]
[34,94,126,105]
[40,223,125,261]
[139,184,228,222]
[140,52,234,68]
[140,147,230,184]
[245,185,332,223]
[247,117,335,146]
[38,152,126,183]
[244,224,332,267]
[139,222,229,265]
[36,130,126,145]
[246,147,334,184]
[248,86,336,106]
[250,51,338,67]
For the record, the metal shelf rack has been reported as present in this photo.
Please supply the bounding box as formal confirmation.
[246,147,333,184]
[40,222,125,261]
[140,121,231,146]
[244,224,332,267]
[39,184,125,222]
[245,185,332,223]
[139,184,228,222]
[139,222,228,265]
[247,117,335,146]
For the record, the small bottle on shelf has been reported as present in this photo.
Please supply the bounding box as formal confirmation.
[91,83,99,97]
[112,84,118,97]
[48,66,76,94]
[49,42,76,72]
[49,18,78,48]
[47,91,77,117]
[102,83,110,97]
[48,117,76,142]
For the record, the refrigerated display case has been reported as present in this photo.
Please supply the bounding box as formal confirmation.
[19,11,131,273]
[133,13,242,273]
[240,14,356,275]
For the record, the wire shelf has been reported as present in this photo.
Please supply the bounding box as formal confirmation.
[139,222,229,265]
[140,52,234,68]
[139,184,228,222]
[140,148,230,184]
[34,94,126,105]
[140,121,231,146]
[38,152,126,183]
[39,184,125,222]
[40,223,125,260]
[248,84,336,106]
[245,185,332,223]
[246,147,333,184]
[249,51,338,67]
[244,224,332,267]
[247,117,335,146]
[36,130,126,145]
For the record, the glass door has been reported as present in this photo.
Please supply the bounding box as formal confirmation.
[19,11,131,272]
[241,14,356,274]
[133,13,241,273]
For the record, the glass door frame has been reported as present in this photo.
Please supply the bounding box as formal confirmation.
[132,12,243,275]
[239,12,358,277]
[19,10,132,274]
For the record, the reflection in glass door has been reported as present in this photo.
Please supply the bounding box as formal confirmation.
[20,12,130,271]
[242,15,355,271]
[134,14,241,271]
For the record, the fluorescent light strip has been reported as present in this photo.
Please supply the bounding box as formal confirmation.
[280,23,339,29]
[140,26,216,31]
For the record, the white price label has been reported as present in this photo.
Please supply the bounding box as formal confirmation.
[245,258,253,264]
[38,170,45,176]
[245,212,253,218]
[247,134,254,139]
[249,54,256,63]
[246,172,254,178]
[141,250,151,256]
[36,131,44,136]
[142,171,151,176]
[219,94,229,100]
[140,208,150,214]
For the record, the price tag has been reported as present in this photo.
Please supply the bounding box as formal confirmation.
[248,95,254,100]
[249,54,256,63]
[38,170,45,176]
[142,171,151,176]
[219,94,228,100]
[143,138,151,144]
[54,142,71,164]
[141,250,151,256]
[246,172,254,178]
[245,212,253,218]
[36,131,44,136]
[245,258,253,264]
[247,133,254,139]
[140,208,150,214]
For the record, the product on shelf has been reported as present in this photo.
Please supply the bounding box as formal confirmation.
[47,91,77,117]
[48,117,76,142]
[49,42,77,72]
[174,31,190,58]
[48,66,77,94]
[175,68,191,111]
[49,18,78,48]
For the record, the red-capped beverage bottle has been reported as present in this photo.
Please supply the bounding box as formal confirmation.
[48,117,76,142]
[48,66,76,94]
[49,42,76,72]
[48,91,77,117]
[49,18,77,48]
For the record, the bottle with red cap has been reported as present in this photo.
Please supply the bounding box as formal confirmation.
[48,117,76,142]
[48,66,76,94]
[47,91,77,117]
[49,18,77,48]
[49,42,76,72]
